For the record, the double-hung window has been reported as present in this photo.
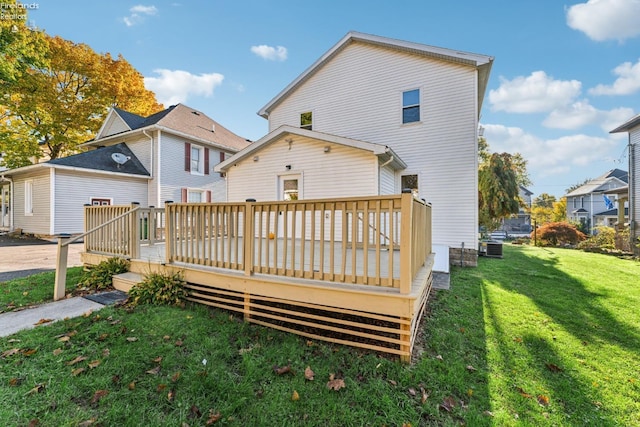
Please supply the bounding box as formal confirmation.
[191,145,203,174]
[402,89,420,124]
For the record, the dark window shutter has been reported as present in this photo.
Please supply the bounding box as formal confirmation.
[204,148,210,175]
[219,152,225,177]
[206,190,212,203]
[181,188,187,202]
[184,143,191,172]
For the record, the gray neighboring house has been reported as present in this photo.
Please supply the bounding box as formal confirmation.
[611,114,640,253]
[0,104,250,236]
[565,168,628,234]
[503,186,533,234]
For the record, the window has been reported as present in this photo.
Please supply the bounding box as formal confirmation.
[188,190,203,203]
[282,178,299,200]
[300,111,312,130]
[402,89,420,124]
[191,145,202,174]
[24,180,33,216]
[401,174,419,197]
[181,188,212,203]
[185,142,209,175]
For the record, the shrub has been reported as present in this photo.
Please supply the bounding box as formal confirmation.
[129,271,188,307]
[82,257,129,290]
[531,222,586,247]
[578,226,615,250]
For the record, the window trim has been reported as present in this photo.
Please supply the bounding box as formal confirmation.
[24,179,33,216]
[89,197,113,206]
[401,88,421,125]
[190,145,204,175]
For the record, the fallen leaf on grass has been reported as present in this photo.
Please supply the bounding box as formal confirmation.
[466,365,477,372]
[516,386,532,399]
[128,382,136,390]
[146,366,161,375]
[435,355,443,361]
[52,348,63,356]
[291,390,300,401]
[72,368,86,376]
[483,410,494,417]
[189,405,202,419]
[439,396,457,412]
[171,372,181,382]
[97,333,109,341]
[58,336,70,343]
[167,389,176,402]
[273,365,293,375]
[77,419,95,427]
[174,339,184,347]
[152,356,163,364]
[388,379,397,386]
[34,318,53,326]
[303,366,315,381]
[88,360,101,369]
[102,348,110,357]
[2,348,20,358]
[157,384,167,392]
[408,387,416,396]
[420,387,429,404]
[9,377,22,386]
[545,363,563,373]
[91,389,109,405]
[66,355,87,365]
[537,394,550,406]
[126,337,138,342]
[26,383,45,395]
[326,374,345,391]
[206,411,222,424]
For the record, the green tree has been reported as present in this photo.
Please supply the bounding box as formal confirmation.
[478,137,530,230]
[533,193,557,208]
[0,34,162,167]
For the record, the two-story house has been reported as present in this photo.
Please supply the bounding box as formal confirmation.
[565,168,628,234]
[216,31,494,267]
[611,114,640,253]
[0,104,250,236]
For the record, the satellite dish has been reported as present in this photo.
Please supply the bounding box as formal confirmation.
[111,152,130,165]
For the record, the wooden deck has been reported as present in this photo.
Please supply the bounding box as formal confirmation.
[79,194,433,361]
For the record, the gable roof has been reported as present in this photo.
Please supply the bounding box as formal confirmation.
[1,143,149,179]
[49,143,149,176]
[610,113,640,133]
[88,104,251,153]
[258,31,494,119]
[215,125,407,172]
[565,169,629,197]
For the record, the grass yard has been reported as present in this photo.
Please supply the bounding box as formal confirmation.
[0,245,638,426]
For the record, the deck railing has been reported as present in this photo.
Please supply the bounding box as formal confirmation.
[165,192,431,294]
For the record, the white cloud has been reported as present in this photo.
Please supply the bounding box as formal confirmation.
[483,124,618,177]
[123,4,158,27]
[543,101,634,133]
[566,0,640,42]
[489,71,582,114]
[589,58,640,95]
[250,45,288,61]
[144,69,224,105]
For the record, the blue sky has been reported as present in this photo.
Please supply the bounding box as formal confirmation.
[26,0,640,199]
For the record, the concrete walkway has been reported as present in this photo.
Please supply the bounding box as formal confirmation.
[0,291,127,338]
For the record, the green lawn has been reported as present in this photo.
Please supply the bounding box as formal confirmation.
[0,245,638,426]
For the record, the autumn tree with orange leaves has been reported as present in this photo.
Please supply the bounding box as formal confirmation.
[1,23,162,168]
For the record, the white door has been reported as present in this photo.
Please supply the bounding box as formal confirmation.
[278,174,302,239]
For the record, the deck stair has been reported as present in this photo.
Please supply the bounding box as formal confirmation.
[112,272,144,293]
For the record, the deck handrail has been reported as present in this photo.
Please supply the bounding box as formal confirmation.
[53,203,141,301]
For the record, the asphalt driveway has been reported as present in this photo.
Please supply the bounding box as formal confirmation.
[0,234,83,282]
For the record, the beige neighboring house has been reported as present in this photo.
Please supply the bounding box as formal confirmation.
[217,31,494,267]
[611,114,640,253]
[0,104,250,236]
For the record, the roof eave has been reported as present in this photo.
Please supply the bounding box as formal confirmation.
[610,113,640,133]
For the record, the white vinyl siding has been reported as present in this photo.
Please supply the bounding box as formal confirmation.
[13,172,51,235]
[53,170,148,234]
[266,41,479,248]
[226,135,378,202]
[100,113,131,137]
[379,163,396,195]
[159,133,226,204]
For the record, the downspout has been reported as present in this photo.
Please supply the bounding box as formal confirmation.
[143,130,153,207]
[628,133,635,251]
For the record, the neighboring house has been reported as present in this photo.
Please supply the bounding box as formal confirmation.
[611,114,640,253]
[0,104,250,236]
[503,186,533,234]
[217,31,494,267]
[565,168,628,234]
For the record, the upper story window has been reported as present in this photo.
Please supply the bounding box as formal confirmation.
[402,89,420,124]
[300,111,312,130]
[184,142,209,175]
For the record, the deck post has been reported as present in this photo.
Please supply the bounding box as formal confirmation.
[129,202,140,259]
[244,199,256,276]
[165,201,174,263]
[54,234,71,301]
[148,206,156,246]
[399,191,413,294]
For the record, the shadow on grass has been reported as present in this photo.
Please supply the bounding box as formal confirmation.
[482,244,636,425]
